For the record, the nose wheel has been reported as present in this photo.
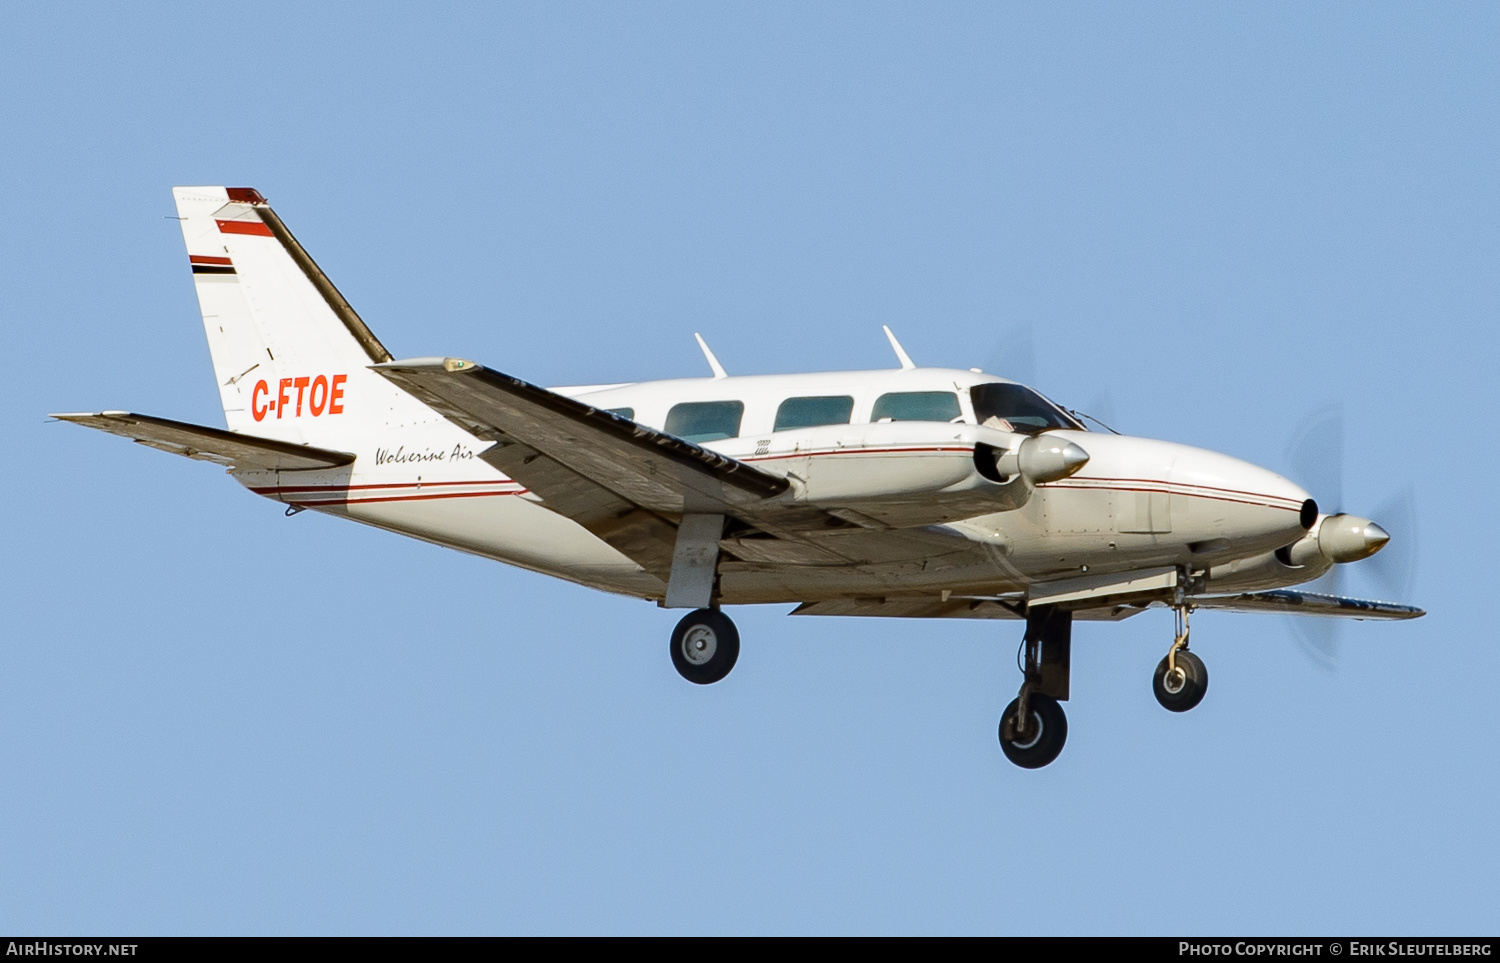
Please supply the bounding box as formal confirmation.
[669,608,740,684]
[1153,605,1208,711]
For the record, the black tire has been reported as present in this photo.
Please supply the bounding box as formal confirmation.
[669,609,740,685]
[1153,649,1208,712]
[998,694,1068,769]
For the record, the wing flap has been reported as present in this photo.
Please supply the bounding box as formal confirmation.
[1190,590,1425,620]
[51,411,355,472]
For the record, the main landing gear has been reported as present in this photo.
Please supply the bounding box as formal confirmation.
[1153,605,1208,712]
[669,608,740,685]
[1000,606,1072,769]
[666,601,1208,763]
[998,601,1212,769]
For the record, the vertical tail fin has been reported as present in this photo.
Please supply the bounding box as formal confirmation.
[173,186,421,445]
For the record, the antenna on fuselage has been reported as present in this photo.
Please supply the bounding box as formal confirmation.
[882,325,916,370]
[693,332,728,379]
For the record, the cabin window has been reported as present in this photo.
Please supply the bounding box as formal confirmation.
[604,407,634,421]
[665,401,745,443]
[969,383,1083,434]
[774,395,855,432]
[870,391,962,423]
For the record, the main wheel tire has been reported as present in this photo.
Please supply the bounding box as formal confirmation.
[998,694,1068,769]
[1153,649,1208,712]
[669,609,740,685]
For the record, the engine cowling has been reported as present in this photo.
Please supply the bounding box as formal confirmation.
[764,422,1089,527]
[1208,512,1389,593]
[978,435,1092,485]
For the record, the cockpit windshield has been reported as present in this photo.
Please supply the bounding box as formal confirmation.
[970,382,1084,435]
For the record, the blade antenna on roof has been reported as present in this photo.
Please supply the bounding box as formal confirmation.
[693,333,728,379]
[882,326,916,370]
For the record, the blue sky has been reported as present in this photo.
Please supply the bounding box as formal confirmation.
[2,2,1495,934]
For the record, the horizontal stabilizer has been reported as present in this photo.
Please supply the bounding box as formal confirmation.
[50,411,355,472]
[1189,590,1425,620]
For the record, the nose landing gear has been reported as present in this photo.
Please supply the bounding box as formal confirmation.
[1153,605,1208,712]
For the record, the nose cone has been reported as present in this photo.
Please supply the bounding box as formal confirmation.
[1042,431,1314,549]
[1019,437,1090,483]
[1319,515,1389,563]
[1169,445,1314,549]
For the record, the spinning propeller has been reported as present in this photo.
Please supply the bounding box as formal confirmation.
[1284,404,1419,670]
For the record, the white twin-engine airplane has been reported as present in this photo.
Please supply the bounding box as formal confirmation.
[56,186,1423,769]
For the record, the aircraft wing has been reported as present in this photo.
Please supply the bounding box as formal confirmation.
[793,589,1426,622]
[374,358,790,511]
[1188,590,1425,620]
[372,357,847,579]
[51,411,355,472]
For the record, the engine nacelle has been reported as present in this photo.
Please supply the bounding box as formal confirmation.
[1207,547,1327,594]
[757,422,1089,527]
[1208,512,1389,593]
[979,435,1092,485]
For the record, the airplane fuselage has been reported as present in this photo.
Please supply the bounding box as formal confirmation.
[230,365,1318,607]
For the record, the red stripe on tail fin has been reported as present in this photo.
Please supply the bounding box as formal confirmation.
[216,219,273,236]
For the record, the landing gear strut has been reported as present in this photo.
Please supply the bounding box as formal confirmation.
[1153,605,1208,712]
[999,606,1071,769]
[669,608,740,685]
